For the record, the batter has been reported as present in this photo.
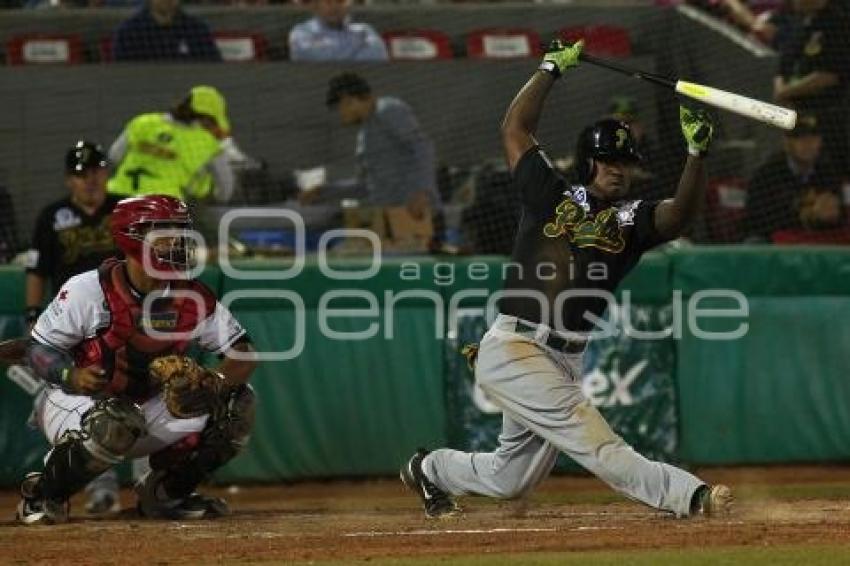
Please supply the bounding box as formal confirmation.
[401,40,733,519]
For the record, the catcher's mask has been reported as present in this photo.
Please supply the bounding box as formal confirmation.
[111,195,197,277]
[575,118,642,185]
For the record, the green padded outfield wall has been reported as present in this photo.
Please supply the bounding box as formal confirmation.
[672,248,850,464]
[1,248,850,485]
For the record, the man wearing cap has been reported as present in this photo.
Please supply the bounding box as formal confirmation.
[24,141,124,517]
[302,73,439,224]
[25,141,122,325]
[113,0,221,62]
[289,0,388,62]
[743,113,844,241]
[108,85,235,202]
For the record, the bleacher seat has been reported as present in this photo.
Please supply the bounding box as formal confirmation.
[383,30,453,60]
[99,37,114,63]
[559,25,632,57]
[98,33,267,63]
[214,32,268,62]
[467,28,541,59]
[771,227,850,245]
[705,177,747,242]
[6,34,83,65]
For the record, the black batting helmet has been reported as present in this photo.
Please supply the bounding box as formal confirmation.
[574,119,642,185]
[65,140,108,175]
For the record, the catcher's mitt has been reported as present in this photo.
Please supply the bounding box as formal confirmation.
[149,355,226,419]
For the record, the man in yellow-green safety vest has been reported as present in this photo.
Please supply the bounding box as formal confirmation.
[108,85,236,202]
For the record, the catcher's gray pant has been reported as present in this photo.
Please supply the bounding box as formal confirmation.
[35,386,208,458]
[423,314,704,517]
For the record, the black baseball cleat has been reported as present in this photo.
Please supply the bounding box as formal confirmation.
[135,470,231,520]
[400,449,460,519]
[16,472,69,525]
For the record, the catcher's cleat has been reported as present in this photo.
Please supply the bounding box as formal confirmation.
[400,449,460,519]
[16,472,69,525]
[85,490,121,516]
[135,470,230,519]
[695,484,734,516]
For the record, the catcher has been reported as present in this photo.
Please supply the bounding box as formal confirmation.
[17,195,257,524]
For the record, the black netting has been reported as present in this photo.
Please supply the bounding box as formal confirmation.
[0,1,848,256]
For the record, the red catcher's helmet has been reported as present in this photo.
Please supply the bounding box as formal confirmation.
[111,195,195,276]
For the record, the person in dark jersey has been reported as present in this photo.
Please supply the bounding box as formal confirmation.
[401,40,734,520]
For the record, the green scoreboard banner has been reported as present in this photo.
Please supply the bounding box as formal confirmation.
[444,305,678,470]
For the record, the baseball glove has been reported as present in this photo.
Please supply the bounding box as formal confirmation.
[149,355,226,419]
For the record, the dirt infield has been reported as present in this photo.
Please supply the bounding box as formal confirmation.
[1,465,850,564]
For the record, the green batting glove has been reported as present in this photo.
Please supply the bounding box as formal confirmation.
[680,106,715,156]
[540,39,583,78]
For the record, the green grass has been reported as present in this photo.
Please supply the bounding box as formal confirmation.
[306,545,850,565]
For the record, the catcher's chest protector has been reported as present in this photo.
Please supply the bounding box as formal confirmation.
[74,258,217,401]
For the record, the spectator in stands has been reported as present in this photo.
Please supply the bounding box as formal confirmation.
[774,0,850,174]
[24,141,123,517]
[112,0,221,62]
[743,113,844,241]
[108,85,235,202]
[289,0,388,62]
[301,73,439,222]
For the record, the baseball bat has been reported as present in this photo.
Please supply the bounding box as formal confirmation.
[7,364,43,396]
[578,51,797,131]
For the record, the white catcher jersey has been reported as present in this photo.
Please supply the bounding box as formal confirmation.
[32,269,246,355]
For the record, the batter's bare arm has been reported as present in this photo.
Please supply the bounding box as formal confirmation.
[501,74,556,171]
[0,337,28,365]
[654,107,714,238]
[501,40,584,172]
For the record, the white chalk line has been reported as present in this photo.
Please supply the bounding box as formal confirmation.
[344,526,623,538]
[345,527,557,537]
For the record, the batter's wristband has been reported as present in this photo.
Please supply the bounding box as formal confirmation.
[538,60,561,79]
[24,306,42,325]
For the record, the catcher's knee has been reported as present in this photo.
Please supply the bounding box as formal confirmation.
[205,383,256,457]
[81,398,147,465]
[223,383,256,447]
[151,384,256,473]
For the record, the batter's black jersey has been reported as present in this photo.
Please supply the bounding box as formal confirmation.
[498,147,671,333]
[25,195,122,292]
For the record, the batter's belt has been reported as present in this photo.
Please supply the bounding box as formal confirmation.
[496,315,588,354]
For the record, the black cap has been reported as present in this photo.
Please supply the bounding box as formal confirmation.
[787,113,820,137]
[326,72,372,107]
[65,140,108,175]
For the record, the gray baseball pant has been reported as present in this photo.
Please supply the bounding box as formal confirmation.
[423,314,704,517]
